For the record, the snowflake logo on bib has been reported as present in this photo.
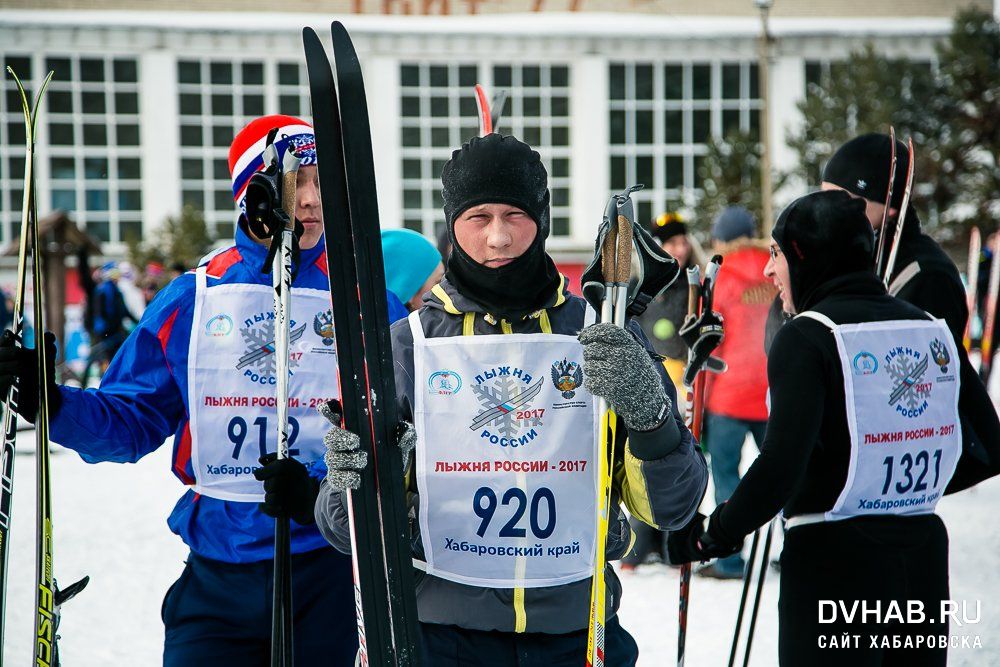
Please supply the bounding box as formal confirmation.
[236,315,306,385]
[469,367,544,448]
[884,346,931,418]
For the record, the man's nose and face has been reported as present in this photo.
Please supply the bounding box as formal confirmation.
[764,241,795,314]
[452,203,537,267]
[296,165,323,250]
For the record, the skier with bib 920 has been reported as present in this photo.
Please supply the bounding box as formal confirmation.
[666,190,1000,667]
[314,133,708,665]
[0,114,409,666]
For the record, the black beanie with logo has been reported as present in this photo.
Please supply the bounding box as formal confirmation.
[440,134,560,318]
[822,133,909,210]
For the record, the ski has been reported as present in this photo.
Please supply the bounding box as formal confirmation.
[873,127,897,279]
[0,66,51,655]
[474,84,492,135]
[981,233,1000,382]
[303,24,420,666]
[881,136,915,288]
[963,226,981,354]
[473,84,507,137]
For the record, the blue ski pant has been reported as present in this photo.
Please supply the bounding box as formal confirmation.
[418,615,639,666]
[162,547,359,666]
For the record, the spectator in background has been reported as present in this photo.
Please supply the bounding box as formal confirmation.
[636,212,705,394]
[140,262,166,305]
[168,261,186,281]
[625,212,705,570]
[81,262,137,387]
[699,206,776,580]
[382,228,445,311]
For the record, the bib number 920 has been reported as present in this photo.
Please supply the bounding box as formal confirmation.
[473,486,556,540]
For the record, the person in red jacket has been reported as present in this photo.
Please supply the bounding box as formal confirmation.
[700,206,776,579]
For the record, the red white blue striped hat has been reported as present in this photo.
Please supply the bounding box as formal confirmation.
[228,114,316,213]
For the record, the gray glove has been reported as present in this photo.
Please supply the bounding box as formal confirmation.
[318,401,416,493]
[579,322,670,432]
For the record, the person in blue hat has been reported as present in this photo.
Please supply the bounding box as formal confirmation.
[381,228,445,312]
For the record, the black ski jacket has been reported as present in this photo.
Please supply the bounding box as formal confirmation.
[718,271,1000,542]
[885,211,968,342]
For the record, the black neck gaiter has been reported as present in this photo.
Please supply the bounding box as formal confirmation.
[446,232,561,319]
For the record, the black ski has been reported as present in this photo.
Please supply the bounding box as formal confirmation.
[303,24,420,666]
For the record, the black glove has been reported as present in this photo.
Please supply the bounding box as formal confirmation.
[678,309,726,387]
[665,506,743,565]
[0,330,61,422]
[254,453,320,526]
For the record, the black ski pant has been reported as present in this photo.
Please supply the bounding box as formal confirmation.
[418,615,639,666]
[779,514,949,667]
[162,547,358,666]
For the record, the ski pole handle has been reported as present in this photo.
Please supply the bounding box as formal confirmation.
[686,266,701,318]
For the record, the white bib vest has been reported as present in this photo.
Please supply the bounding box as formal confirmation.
[410,311,600,588]
[187,266,340,502]
[794,311,961,524]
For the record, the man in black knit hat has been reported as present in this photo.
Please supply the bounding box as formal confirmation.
[821,132,968,341]
[313,133,707,664]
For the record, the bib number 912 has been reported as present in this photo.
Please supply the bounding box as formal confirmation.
[229,415,300,460]
[473,486,556,539]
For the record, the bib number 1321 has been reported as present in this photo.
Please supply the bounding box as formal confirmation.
[881,448,942,495]
[473,486,556,540]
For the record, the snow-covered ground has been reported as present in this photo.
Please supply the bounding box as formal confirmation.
[3,426,999,665]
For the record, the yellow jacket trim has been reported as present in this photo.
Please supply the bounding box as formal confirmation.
[432,283,462,315]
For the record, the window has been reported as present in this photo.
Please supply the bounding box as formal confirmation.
[608,61,760,225]
[177,59,310,240]
[399,62,572,240]
[0,54,142,245]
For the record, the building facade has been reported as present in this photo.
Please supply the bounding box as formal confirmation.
[0,7,978,263]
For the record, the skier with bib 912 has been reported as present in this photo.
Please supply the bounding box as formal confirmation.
[666,190,1000,666]
[0,115,408,665]
[314,132,708,665]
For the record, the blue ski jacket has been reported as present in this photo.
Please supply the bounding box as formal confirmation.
[51,226,408,563]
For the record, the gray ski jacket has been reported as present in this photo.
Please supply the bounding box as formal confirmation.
[315,274,707,634]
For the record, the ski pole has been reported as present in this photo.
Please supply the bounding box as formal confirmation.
[271,143,300,667]
[881,137,915,288]
[585,188,636,667]
[741,519,775,667]
[727,527,761,667]
[873,127,897,279]
[981,233,1000,382]
[677,256,724,667]
[964,227,981,354]
[677,265,700,667]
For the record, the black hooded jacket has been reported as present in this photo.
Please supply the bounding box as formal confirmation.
[717,192,1000,541]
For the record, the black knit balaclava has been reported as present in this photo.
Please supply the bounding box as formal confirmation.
[441,133,560,318]
[772,189,876,312]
